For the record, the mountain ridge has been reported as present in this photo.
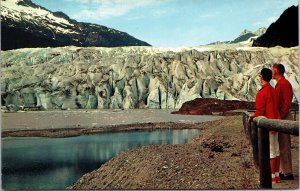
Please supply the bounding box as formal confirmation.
[253,5,298,47]
[1,0,151,50]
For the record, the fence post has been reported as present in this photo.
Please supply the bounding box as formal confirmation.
[242,112,250,138]
[258,127,272,188]
[242,112,259,168]
[251,123,259,168]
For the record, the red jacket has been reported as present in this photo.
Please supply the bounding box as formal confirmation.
[254,83,281,120]
[275,77,293,119]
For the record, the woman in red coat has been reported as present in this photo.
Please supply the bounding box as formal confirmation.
[248,68,281,183]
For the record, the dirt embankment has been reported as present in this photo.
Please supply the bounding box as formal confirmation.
[68,115,265,189]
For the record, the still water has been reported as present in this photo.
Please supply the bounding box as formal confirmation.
[2,129,199,190]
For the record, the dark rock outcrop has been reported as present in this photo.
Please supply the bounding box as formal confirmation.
[173,98,299,116]
[253,5,299,48]
[1,0,150,50]
[172,98,255,115]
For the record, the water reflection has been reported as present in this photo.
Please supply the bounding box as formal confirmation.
[2,129,199,190]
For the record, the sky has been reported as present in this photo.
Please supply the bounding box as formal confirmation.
[31,0,298,48]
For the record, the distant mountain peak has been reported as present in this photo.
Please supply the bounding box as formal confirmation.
[230,29,255,44]
[239,29,253,36]
[207,27,265,46]
[3,0,38,8]
[255,27,266,36]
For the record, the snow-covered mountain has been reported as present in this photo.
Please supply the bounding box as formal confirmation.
[208,27,266,46]
[231,27,266,44]
[1,46,298,110]
[1,0,151,50]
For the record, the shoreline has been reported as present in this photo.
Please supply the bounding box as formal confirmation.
[2,120,222,138]
[68,115,299,189]
[1,109,223,137]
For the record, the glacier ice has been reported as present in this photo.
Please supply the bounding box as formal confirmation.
[1,46,299,110]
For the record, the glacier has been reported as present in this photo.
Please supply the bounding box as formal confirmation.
[1,46,299,110]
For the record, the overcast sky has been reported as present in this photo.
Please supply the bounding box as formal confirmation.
[32,0,298,47]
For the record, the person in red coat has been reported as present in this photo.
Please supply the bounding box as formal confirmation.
[272,63,294,180]
[248,68,281,183]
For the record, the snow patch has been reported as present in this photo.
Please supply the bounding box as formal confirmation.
[1,0,77,35]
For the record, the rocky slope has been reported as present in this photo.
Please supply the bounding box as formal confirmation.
[253,5,298,48]
[1,46,299,110]
[1,0,150,50]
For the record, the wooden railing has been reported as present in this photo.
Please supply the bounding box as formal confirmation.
[242,110,299,188]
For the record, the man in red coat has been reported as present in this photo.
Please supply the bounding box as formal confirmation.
[248,68,281,183]
[272,63,294,180]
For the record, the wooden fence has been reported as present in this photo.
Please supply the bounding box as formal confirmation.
[242,110,299,188]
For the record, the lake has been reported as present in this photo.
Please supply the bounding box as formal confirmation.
[2,128,200,190]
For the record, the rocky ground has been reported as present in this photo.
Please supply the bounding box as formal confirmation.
[67,115,299,189]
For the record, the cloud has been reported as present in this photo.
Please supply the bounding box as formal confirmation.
[253,16,279,27]
[197,11,220,19]
[266,16,279,23]
[67,0,166,20]
[252,0,297,27]
[152,9,168,17]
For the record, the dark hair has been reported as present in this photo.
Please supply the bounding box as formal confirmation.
[273,63,285,75]
[260,68,272,82]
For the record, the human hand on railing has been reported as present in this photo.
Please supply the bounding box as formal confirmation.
[247,115,254,127]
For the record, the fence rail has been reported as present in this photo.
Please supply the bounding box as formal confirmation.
[242,110,299,188]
